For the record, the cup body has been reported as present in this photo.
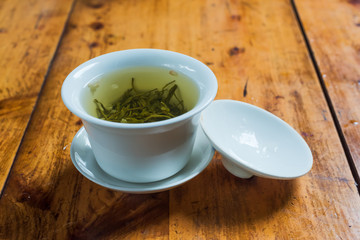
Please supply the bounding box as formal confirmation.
[82,115,198,182]
[62,49,217,183]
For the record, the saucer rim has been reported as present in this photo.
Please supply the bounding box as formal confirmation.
[70,127,215,194]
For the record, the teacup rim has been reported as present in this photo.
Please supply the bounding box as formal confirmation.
[61,49,218,129]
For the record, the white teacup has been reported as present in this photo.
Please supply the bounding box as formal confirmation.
[62,49,217,183]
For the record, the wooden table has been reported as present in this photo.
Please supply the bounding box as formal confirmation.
[1,0,360,239]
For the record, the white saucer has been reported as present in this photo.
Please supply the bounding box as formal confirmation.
[70,127,215,194]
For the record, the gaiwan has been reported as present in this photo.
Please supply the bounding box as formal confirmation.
[82,66,199,123]
[62,49,218,183]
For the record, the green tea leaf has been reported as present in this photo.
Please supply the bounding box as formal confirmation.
[94,78,186,123]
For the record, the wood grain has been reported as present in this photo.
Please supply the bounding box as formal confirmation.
[0,0,74,193]
[0,0,359,239]
[0,0,171,239]
[294,0,360,178]
[169,0,360,239]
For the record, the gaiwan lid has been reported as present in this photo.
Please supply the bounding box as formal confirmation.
[201,100,313,179]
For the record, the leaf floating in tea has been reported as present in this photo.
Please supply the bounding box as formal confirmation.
[88,83,99,94]
[169,70,178,76]
[94,78,186,123]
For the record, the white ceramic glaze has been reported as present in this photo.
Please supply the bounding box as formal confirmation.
[62,49,217,183]
[200,100,313,179]
[70,127,214,193]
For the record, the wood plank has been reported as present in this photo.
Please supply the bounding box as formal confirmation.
[0,0,171,239]
[294,0,360,179]
[0,0,74,192]
[168,0,360,239]
[0,0,359,239]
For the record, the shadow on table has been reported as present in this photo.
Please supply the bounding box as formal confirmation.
[169,157,298,229]
[54,156,296,238]
[54,165,169,239]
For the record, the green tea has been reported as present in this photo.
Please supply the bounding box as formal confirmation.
[82,66,199,123]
